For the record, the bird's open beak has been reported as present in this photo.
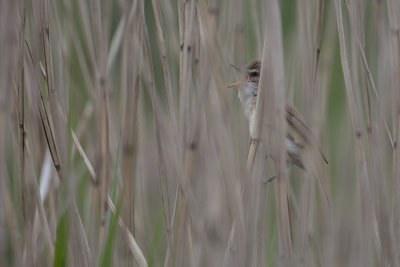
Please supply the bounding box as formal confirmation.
[227,81,243,88]
[227,63,245,88]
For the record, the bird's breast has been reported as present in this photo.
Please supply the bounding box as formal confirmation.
[238,89,257,135]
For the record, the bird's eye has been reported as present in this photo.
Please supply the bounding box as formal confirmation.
[249,71,259,77]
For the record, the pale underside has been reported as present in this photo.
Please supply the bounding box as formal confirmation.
[237,83,305,168]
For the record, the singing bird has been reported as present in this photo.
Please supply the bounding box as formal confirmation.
[228,59,328,180]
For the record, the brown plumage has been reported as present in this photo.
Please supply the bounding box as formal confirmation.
[228,59,328,169]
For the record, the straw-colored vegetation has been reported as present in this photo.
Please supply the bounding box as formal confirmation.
[1,0,400,266]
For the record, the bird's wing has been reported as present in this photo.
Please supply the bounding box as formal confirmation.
[285,100,312,143]
[285,100,328,164]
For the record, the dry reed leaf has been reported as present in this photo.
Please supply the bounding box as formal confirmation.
[108,196,148,267]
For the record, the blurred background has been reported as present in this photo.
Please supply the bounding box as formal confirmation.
[0,0,399,266]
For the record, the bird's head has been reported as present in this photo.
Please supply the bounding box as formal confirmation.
[227,59,261,89]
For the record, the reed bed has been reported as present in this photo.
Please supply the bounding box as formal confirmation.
[0,0,399,266]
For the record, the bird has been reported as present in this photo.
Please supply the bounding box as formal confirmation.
[227,59,328,181]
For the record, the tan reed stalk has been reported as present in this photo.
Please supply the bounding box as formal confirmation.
[139,0,175,265]
[347,0,374,146]
[344,1,378,99]
[174,1,197,266]
[386,0,400,151]
[315,10,339,264]
[334,0,384,265]
[312,0,324,89]
[89,0,111,253]
[15,6,30,263]
[17,0,27,233]
[163,1,185,261]
[296,2,315,255]
[19,42,38,266]
[346,1,398,265]
[178,0,195,150]
[151,0,178,132]
[172,28,185,259]
[179,0,195,155]
[251,154,269,267]
[149,1,181,261]
[262,0,293,264]
[177,0,185,102]
[297,3,331,262]
[119,2,140,265]
[195,2,248,265]
[177,38,220,267]
[249,0,262,56]
[386,0,400,259]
